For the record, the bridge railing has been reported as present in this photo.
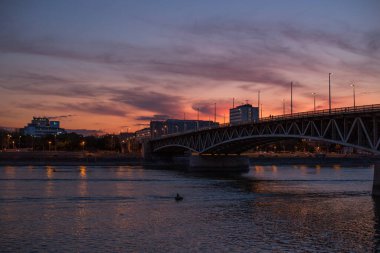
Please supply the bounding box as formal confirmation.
[259,104,380,122]
[152,104,380,140]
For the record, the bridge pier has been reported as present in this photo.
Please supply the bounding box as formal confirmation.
[142,140,153,160]
[373,163,380,197]
[189,155,249,173]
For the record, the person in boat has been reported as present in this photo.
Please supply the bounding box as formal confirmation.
[175,193,183,201]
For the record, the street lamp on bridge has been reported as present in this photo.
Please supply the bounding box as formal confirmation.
[214,103,217,123]
[329,73,332,113]
[290,81,293,115]
[257,90,260,108]
[350,83,356,108]
[312,92,317,112]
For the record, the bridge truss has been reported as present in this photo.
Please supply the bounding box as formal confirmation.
[150,105,380,155]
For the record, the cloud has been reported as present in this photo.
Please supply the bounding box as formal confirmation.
[62,102,126,117]
[17,101,126,117]
[1,17,379,129]
[135,114,170,121]
[0,72,98,97]
[47,114,76,120]
[2,20,379,91]
[1,71,185,116]
[111,89,183,116]
[191,103,214,115]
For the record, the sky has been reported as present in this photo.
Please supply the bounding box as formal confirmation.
[0,0,379,133]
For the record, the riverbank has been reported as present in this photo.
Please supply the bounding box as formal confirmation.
[0,151,379,167]
[247,152,380,166]
[0,151,143,166]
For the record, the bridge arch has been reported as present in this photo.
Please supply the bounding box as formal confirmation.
[153,144,197,154]
[201,134,379,155]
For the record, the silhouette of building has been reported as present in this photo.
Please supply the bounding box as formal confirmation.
[135,128,151,141]
[229,104,259,125]
[23,117,65,137]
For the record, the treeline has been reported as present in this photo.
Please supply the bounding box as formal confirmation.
[1,129,347,153]
[0,130,121,152]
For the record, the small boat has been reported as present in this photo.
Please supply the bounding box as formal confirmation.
[175,193,183,201]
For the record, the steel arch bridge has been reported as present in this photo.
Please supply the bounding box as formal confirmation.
[150,105,380,155]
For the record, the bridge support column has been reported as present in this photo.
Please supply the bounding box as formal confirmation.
[372,163,380,197]
[141,140,152,160]
[189,155,249,173]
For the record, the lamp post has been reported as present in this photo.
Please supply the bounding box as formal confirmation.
[350,83,356,108]
[312,92,317,112]
[197,107,200,130]
[183,112,186,132]
[7,134,11,149]
[214,103,216,123]
[329,73,332,113]
[290,82,293,115]
[48,141,52,151]
[258,90,260,108]
[54,134,57,151]
[282,99,285,115]
[81,141,85,152]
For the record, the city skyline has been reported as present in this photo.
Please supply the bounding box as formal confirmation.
[1,0,379,133]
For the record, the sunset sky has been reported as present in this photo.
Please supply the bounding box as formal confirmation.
[0,0,379,133]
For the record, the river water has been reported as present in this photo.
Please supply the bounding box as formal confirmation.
[0,164,379,252]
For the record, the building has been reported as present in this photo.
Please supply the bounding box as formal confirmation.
[229,104,259,125]
[23,117,65,137]
[135,128,151,141]
[150,119,219,138]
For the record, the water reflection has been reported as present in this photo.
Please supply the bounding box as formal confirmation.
[79,166,87,179]
[0,165,375,252]
[4,166,16,177]
[254,165,264,173]
[315,164,321,174]
[46,166,55,179]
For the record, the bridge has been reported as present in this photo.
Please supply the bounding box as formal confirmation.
[150,104,380,155]
[147,104,380,196]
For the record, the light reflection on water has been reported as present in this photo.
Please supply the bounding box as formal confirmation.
[0,164,378,252]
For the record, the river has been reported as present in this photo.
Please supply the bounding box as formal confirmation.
[0,164,378,252]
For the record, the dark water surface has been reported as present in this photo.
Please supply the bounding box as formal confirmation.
[0,164,379,252]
